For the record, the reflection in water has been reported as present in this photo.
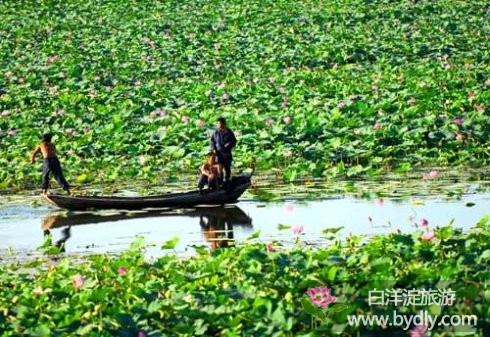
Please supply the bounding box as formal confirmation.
[41,206,252,253]
[200,215,234,251]
[43,227,71,252]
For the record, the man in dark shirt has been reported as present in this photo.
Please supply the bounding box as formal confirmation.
[210,117,237,184]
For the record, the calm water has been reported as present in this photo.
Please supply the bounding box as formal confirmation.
[1,177,489,262]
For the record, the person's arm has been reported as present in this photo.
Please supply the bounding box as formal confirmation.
[201,164,211,176]
[224,130,237,149]
[31,146,40,164]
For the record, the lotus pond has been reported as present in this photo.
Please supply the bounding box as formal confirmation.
[0,0,489,189]
[0,186,489,335]
[1,0,490,335]
[0,175,489,336]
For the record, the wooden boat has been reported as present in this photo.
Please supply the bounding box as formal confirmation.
[42,205,253,230]
[43,174,252,211]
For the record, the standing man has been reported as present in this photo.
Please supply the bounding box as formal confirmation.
[31,133,71,195]
[210,117,237,185]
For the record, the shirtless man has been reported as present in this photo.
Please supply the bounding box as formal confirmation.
[31,133,70,195]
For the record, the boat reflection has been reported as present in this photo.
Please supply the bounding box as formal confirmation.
[41,206,252,252]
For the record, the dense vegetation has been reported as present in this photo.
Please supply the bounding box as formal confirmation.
[1,0,489,190]
[0,217,488,336]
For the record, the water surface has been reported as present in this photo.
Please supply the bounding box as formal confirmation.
[1,177,489,262]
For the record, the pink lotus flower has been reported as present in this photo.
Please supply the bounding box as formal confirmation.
[138,331,147,337]
[266,244,275,253]
[117,267,128,275]
[165,31,172,38]
[421,218,429,227]
[453,118,464,125]
[410,325,429,337]
[286,205,295,213]
[246,80,252,86]
[83,127,90,134]
[4,71,12,78]
[150,111,158,118]
[18,78,25,84]
[156,79,162,85]
[57,109,65,116]
[73,274,85,289]
[159,109,167,117]
[279,86,286,93]
[65,128,75,135]
[456,133,463,141]
[485,79,490,86]
[181,116,190,123]
[135,80,142,86]
[158,126,167,133]
[373,122,382,130]
[371,85,379,93]
[59,72,66,78]
[197,119,206,127]
[424,170,439,180]
[281,102,287,109]
[420,231,435,241]
[8,130,16,136]
[429,170,439,178]
[475,105,485,113]
[148,40,156,49]
[292,224,304,236]
[337,101,346,109]
[1,111,10,117]
[307,287,337,308]
[48,86,57,94]
[444,64,451,70]
[376,198,384,206]
[222,93,230,100]
[79,43,86,49]
[283,150,292,158]
[407,98,417,106]
[283,116,291,124]
[265,119,273,127]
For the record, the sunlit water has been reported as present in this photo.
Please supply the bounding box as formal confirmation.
[0,176,489,263]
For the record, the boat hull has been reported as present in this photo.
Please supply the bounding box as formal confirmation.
[43,175,251,211]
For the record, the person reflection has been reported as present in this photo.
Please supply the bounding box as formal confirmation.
[200,214,234,251]
[42,216,71,253]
